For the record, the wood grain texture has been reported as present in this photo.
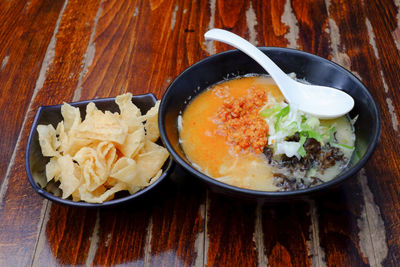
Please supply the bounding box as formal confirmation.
[35,205,98,265]
[77,0,211,100]
[92,205,150,266]
[327,0,400,265]
[0,0,103,265]
[149,167,205,267]
[304,0,395,265]
[73,1,207,266]
[316,183,369,266]
[252,0,291,48]
[358,0,400,265]
[0,0,67,265]
[261,202,312,266]
[0,0,65,184]
[206,194,258,267]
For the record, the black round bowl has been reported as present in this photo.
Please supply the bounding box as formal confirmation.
[26,93,174,207]
[158,47,381,201]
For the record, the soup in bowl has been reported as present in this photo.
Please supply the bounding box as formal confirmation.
[159,48,380,200]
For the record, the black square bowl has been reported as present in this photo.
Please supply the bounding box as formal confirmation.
[26,93,174,207]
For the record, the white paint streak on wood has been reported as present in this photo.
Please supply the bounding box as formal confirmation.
[392,0,400,50]
[193,201,205,267]
[199,202,205,221]
[31,201,52,266]
[133,6,139,17]
[204,0,216,55]
[365,18,379,60]
[105,233,112,247]
[24,0,31,12]
[170,4,179,31]
[327,16,364,81]
[1,55,9,70]
[73,0,103,102]
[194,229,204,266]
[327,18,351,69]
[386,97,399,132]
[85,210,100,266]
[306,200,326,267]
[358,169,388,266]
[281,0,299,49]
[164,77,172,88]
[253,203,268,266]
[246,1,258,46]
[325,0,353,70]
[0,0,69,206]
[380,70,389,93]
[203,191,210,266]
[144,216,153,267]
[365,17,391,93]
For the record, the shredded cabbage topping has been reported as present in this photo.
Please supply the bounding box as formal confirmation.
[260,100,354,159]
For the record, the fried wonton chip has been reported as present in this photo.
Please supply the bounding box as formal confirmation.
[74,146,108,192]
[61,103,81,132]
[110,157,137,184]
[142,101,160,142]
[116,127,145,158]
[96,141,117,170]
[37,125,59,157]
[37,93,169,203]
[116,93,142,133]
[76,102,128,144]
[45,157,61,183]
[134,140,169,186]
[76,183,127,203]
[57,155,81,199]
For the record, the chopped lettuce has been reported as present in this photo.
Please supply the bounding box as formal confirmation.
[261,103,343,159]
[274,106,290,131]
[260,104,281,117]
[332,143,355,150]
[276,141,301,158]
[297,135,307,157]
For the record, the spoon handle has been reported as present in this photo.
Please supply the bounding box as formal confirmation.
[204,28,295,102]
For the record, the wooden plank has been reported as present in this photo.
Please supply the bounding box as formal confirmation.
[49,1,207,265]
[206,194,258,267]
[92,198,153,266]
[315,183,370,266]
[290,0,375,265]
[34,205,98,265]
[314,0,396,265]
[76,0,212,101]
[0,0,104,265]
[359,0,400,264]
[291,0,331,57]
[261,202,313,266]
[252,0,291,48]
[148,167,205,267]
[0,0,64,183]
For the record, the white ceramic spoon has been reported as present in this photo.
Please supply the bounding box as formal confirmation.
[204,29,354,119]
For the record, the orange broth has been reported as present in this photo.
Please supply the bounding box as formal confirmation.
[179,75,285,190]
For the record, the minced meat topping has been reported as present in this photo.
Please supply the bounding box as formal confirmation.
[213,87,269,153]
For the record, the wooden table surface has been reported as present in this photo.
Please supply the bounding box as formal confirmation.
[0,0,399,266]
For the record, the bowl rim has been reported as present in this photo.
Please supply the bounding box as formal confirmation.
[25,93,174,207]
[159,47,381,198]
